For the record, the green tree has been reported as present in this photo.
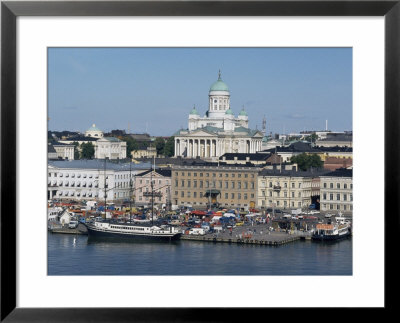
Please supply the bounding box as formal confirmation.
[122,136,139,158]
[72,141,80,159]
[163,136,175,157]
[305,133,318,143]
[290,153,323,171]
[154,137,166,156]
[81,142,95,159]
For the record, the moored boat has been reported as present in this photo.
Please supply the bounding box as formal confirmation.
[312,222,351,241]
[85,220,181,241]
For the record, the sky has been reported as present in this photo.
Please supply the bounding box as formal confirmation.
[48,47,352,136]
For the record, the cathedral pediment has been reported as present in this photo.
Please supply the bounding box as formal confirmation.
[187,129,218,137]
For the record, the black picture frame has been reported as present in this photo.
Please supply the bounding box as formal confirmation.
[1,0,398,321]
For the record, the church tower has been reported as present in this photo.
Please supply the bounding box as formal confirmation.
[208,70,231,119]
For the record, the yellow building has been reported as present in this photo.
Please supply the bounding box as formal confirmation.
[171,164,260,210]
[257,168,327,210]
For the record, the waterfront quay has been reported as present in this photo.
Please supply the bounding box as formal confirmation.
[49,222,306,245]
[49,223,88,235]
[181,229,302,246]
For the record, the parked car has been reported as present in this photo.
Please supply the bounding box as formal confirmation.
[69,220,78,229]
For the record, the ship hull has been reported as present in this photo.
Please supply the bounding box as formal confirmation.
[86,225,181,242]
[311,231,351,241]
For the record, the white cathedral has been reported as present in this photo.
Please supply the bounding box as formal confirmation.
[174,72,264,160]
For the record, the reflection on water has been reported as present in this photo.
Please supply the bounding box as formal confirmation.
[48,233,352,276]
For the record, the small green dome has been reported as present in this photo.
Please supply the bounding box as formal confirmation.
[209,71,229,92]
[189,106,199,115]
[225,108,234,115]
[239,108,248,116]
[87,124,101,132]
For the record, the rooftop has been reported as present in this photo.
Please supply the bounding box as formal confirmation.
[48,159,152,171]
[320,168,353,178]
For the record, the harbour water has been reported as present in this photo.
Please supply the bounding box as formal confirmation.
[48,233,352,275]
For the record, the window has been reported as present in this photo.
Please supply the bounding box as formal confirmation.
[337,183,340,189]
[225,193,228,199]
[343,194,347,201]
[187,180,191,188]
[231,182,235,189]
[337,194,340,201]
[200,181,203,188]
[194,181,197,188]
[344,183,347,189]
[323,183,327,188]
[292,182,295,188]
[188,172,191,177]
[194,192,197,198]
[231,193,235,199]
[225,181,228,189]
[238,193,241,199]
[181,191,184,197]
[330,183,333,188]
[330,194,334,200]
[175,180,178,187]
[323,193,327,200]
[244,182,248,189]
[181,180,185,187]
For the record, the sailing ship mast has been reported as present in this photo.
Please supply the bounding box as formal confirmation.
[129,160,133,223]
[104,157,107,218]
[151,156,155,226]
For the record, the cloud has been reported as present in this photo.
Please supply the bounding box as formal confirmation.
[285,113,306,119]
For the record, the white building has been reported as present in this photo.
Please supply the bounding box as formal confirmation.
[174,72,264,160]
[320,168,353,213]
[85,124,104,138]
[52,142,75,160]
[48,160,151,202]
[94,137,127,160]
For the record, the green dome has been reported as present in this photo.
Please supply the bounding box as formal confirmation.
[189,106,199,115]
[209,71,229,92]
[86,124,101,132]
[239,108,248,116]
[225,108,234,115]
